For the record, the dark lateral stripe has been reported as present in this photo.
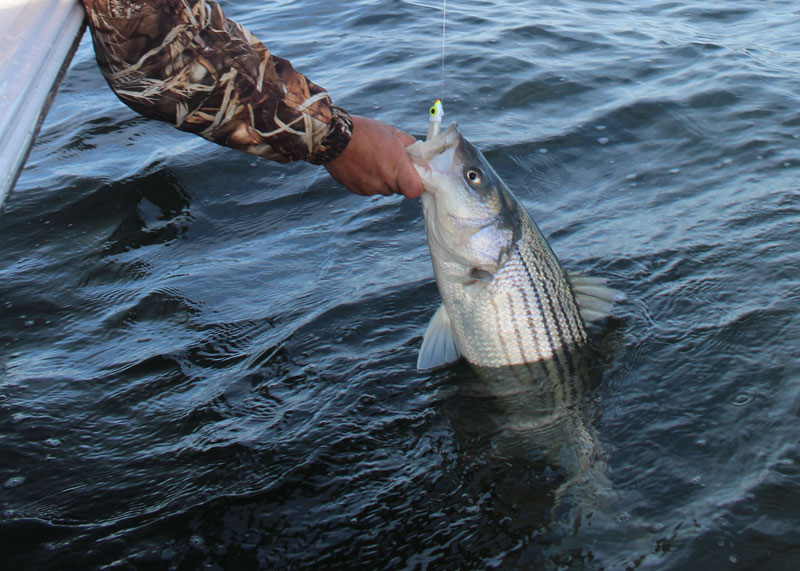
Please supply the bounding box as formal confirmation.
[505,289,543,380]
[514,281,561,398]
[505,290,528,362]
[514,264,548,362]
[554,345,578,407]
[522,245,568,347]
[519,249,570,360]
[516,247,556,357]
[520,238,586,374]
[517,245,581,405]
[489,295,514,366]
[510,264,554,383]
[524,229,585,346]
[515,245,572,394]
[531,241,583,347]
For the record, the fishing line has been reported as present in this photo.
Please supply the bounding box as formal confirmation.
[441,0,447,102]
[427,0,447,140]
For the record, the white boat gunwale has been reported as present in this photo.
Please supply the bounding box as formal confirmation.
[0,0,86,207]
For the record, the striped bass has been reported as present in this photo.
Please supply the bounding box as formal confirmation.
[407,119,617,372]
[407,108,619,523]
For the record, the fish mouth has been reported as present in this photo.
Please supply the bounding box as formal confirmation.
[407,122,461,166]
[406,123,466,200]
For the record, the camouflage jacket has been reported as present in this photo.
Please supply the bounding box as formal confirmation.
[81,0,353,164]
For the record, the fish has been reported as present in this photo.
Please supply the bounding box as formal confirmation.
[407,109,620,523]
[407,118,617,372]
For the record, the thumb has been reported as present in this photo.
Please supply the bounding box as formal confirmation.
[396,158,424,199]
[391,127,418,148]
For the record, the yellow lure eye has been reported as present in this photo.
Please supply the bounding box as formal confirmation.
[430,106,437,115]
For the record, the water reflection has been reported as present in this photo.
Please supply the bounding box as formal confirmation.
[436,333,620,541]
[101,169,192,256]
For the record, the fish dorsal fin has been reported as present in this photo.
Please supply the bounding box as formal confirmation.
[568,272,621,324]
[417,304,462,371]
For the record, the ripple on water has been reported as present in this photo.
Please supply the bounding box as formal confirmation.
[3,476,26,489]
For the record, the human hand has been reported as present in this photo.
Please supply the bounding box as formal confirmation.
[324,115,424,199]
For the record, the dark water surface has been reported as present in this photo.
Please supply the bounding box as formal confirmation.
[2,0,800,568]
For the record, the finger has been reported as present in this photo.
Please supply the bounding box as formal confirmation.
[396,161,425,199]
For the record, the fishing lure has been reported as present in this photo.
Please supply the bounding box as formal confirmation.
[427,99,444,140]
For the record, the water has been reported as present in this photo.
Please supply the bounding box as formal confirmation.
[2,0,800,568]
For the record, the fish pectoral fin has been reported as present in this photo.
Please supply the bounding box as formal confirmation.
[568,272,623,324]
[468,268,494,282]
[417,304,462,371]
[453,267,494,287]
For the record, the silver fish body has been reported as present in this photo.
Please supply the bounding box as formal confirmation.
[408,123,613,371]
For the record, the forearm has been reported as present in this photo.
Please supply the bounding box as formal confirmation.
[81,0,352,164]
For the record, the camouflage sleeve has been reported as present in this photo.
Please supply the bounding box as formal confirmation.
[81,0,353,164]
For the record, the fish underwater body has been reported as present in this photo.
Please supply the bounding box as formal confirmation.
[407,104,620,521]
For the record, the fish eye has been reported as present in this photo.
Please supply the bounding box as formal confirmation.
[465,168,483,185]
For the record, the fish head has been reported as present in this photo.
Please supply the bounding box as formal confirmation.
[408,123,521,280]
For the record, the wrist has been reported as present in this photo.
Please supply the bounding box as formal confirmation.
[306,106,354,165]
